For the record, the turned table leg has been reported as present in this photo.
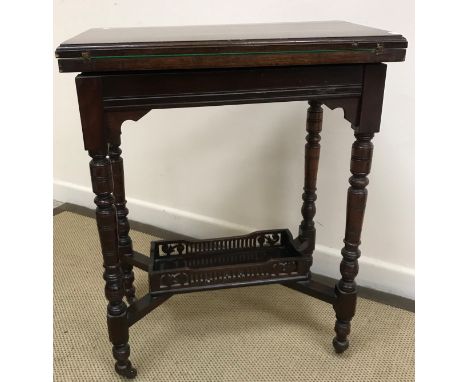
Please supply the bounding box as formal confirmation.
[297,101,322,261]
[89,149,137,379]
[109,141,137,304]
[333,132,374,353]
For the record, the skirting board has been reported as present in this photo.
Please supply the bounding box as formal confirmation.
[54,179,415,299]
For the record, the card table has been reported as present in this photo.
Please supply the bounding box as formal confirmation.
[56,21,407,378]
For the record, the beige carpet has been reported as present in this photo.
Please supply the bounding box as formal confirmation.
[54,211,414,381]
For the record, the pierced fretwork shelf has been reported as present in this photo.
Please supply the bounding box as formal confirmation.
[149,229,311,295]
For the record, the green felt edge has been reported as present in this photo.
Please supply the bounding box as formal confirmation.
[89,48,376,60]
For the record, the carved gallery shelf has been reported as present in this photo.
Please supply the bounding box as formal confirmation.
[55,20,407,379]
[149,229,310,295]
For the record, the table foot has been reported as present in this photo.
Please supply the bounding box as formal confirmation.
[113,344,137,379]
[332,338,349,354]
[332,319,350,353]
[115,364,137,379]
[115,363,137,379]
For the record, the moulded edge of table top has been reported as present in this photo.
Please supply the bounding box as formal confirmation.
[55,21,408,73]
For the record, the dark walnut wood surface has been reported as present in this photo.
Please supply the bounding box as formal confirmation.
[56,21,407,72]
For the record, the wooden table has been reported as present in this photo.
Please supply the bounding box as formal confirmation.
[55,21,407,378]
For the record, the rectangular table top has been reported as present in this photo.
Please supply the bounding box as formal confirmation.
[56,21,407,73]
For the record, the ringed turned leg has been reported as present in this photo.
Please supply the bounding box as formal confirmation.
[333,132,374,353]
[89,149,137,378]
[109,140,137,304]
[297,101,322,262]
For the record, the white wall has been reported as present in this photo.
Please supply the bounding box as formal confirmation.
[54,0,414,298]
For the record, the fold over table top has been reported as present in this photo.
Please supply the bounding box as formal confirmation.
[56,21,407,73]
